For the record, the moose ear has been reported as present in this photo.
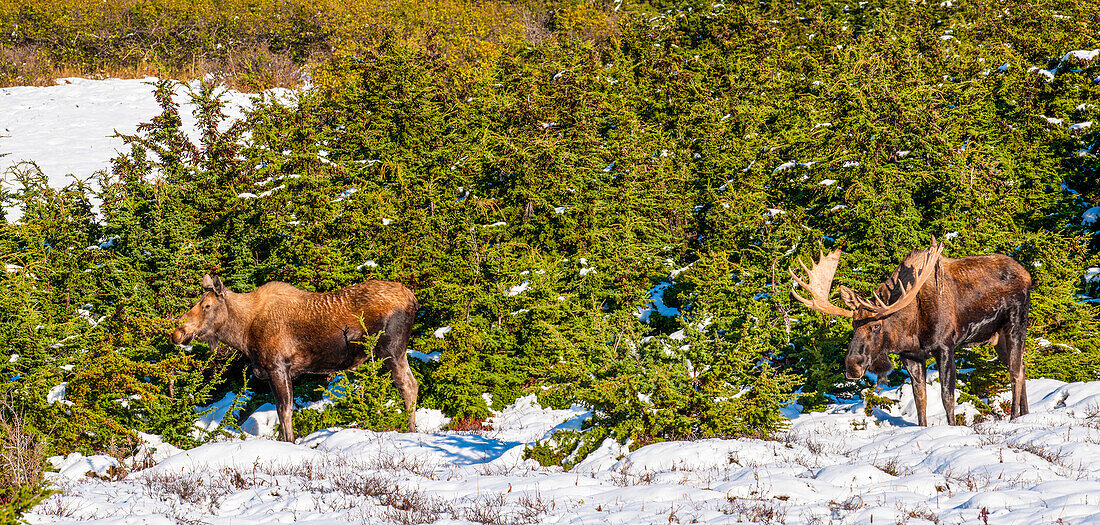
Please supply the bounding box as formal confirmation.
[201,274,225,295]
[838,285,860,310]
[210,276,226,296]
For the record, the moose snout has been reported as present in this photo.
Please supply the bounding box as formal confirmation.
[170,317,193,345]
[170,327,187,345]
[844,355,865,380]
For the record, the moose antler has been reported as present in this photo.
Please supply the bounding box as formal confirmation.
[850,236,944,318]
[789,249,854,318]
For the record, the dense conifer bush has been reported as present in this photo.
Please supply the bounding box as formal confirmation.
[0,0,1098,482]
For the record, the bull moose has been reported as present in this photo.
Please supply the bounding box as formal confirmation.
[789,237,1031,425]
[171,274,419,441]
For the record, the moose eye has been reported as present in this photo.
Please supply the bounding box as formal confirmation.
[871,324,881,333]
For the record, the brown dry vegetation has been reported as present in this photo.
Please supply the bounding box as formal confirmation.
[0,0,620,89]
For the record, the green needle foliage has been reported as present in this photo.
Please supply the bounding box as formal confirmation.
[0,0,1097,485]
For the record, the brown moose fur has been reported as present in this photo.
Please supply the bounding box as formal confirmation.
[172,275,419,441]
[843,250,1032,426]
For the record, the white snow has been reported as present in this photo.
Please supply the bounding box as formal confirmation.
[1029,51,1100,83]
[1061,49,1100,63]
[48,452,120,480]
[408,350,442,362]
[635,281,680,322]
[46,383,72,406]
[29,378,1100,524]
[773,161,797,173]
[1083,206,1100,225]
[578,259,597,276]
[1070,121,1093,130]
[415,408,451,433]
[505,280,530,296]
[126,432,184,469]
[433,326,452,338]
[194,391,244,433]
[236,403,277,437]
[773,161,813,174]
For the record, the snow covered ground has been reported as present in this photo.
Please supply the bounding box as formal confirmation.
[9,77,1100,524]
[26,378,1100,524]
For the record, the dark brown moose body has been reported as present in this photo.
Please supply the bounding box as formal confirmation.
[171,275,419,441]
[790,238,1031,426]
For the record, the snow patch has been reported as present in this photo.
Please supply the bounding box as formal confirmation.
[635,281,680,322]
[409,350,442,362]
[1083,206,1100,225]
[48,453,120,480]
[47,383,72,406]
[505,280,530,296]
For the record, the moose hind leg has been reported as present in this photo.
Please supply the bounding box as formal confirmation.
[902,357,928,427]
[378,307,419,431]
[938,349,958,425]
[385,356,419,431]
[269,366,296,442]
[997,321,1029,418]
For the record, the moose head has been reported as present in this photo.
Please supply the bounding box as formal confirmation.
[170,274,229,349]
[789,238,944,382]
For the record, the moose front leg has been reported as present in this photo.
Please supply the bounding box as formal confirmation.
[269,366,296,442]
[902,357,928,427]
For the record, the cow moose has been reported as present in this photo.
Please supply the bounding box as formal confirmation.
[789,237,1032,426]
[171,274,419,441]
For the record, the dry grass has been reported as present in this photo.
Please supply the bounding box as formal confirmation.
[458,492,548,525]
[874,456,912,477]
[0,399,47,491]
[0,0,622,89]
[136,453,457,519]
[722,496,787,524]
[0,43,309,91]
[829,495,866,512]
[896,502,941,523]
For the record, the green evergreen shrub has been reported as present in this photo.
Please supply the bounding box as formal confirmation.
[2,0,1100,470]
